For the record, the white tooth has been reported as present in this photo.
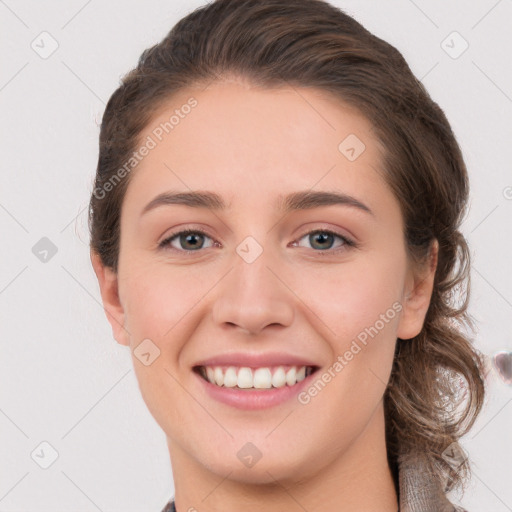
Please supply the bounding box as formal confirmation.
[253,368,272,388]
[296,366,306,382]
[237,367,253,388]
[214,367,224,386]
[285,366,297,386]
[223,366,238,387]
[271,366,287,388]
[204,365,308,389]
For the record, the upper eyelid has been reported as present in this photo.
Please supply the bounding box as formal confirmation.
[159,227,215,245]
[294,228,355,249]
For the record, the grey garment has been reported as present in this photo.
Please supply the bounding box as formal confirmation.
[160,501,175,512]
[160,452,467,512]
[397,451,466,512]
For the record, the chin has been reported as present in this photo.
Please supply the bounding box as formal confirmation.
[198,449,311,486]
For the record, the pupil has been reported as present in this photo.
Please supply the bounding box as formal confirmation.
[182,233,202,250]
[311,232,332,249]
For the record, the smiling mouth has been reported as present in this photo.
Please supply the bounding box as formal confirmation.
[193,364,320,390]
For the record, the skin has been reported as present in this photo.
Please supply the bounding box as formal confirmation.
[91,76,437,512]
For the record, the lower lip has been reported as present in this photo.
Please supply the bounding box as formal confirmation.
[193,369,318,410]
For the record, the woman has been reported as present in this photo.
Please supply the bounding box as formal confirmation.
[88,0,486,510]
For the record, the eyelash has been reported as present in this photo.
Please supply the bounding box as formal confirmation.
[158,227,357,255]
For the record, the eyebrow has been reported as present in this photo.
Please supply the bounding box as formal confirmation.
[141,190,374,216]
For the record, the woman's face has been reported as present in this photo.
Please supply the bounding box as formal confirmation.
[92,78,434,485]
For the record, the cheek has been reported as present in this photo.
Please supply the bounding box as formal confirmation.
[120,262,215,423]
[292,250,406,347]
[121,263,198,429]
[297,259,403,436]
[121,260,210,341]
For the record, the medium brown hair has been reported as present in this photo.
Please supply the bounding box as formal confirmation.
[89,0,486,496]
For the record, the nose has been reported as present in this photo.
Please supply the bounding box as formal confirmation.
[211,249,295,336]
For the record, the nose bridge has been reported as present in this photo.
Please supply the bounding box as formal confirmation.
[211,236,294,334]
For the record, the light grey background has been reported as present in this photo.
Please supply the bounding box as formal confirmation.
[1,0,511,510]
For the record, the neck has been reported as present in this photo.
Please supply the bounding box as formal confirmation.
[168,401,398,512]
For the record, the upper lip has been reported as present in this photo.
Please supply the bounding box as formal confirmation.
[193,352,321,369]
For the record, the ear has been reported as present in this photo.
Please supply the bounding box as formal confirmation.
[396,240,438,340]
[90,249,130,346]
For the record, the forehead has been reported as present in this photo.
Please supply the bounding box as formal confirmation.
[123,80,391,215]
